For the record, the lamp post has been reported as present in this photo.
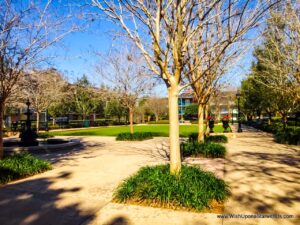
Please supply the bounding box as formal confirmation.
[45,108,49,132]
[236,90,242,132]
[231,108,234,125]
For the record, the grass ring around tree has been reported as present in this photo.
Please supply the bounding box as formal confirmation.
[113,164,230,212]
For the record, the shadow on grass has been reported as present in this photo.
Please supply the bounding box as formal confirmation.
[0,171,96,225]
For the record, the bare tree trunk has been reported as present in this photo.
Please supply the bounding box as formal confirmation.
[129,107,134,134]
[155,113,159,122]
[0,102,4,159]
[168,85,181,175]
[142,113,145,124]
[198,103,205,143]
[36,111,40,133]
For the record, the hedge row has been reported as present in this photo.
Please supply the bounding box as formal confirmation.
[246,121,300,145]
[116,132,154,141]
[181,142,226,158]
[188,133,228,143]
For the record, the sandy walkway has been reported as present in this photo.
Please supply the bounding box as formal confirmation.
[0,126,299,225]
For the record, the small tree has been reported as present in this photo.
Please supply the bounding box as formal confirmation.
[24,69,66,132]
[145,97,168,122]
[184,104,198,120]
[72,75,100,120]
[105,98,128,123]
[97,47,153,134]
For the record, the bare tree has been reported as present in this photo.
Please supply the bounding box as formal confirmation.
[96,47,154,134]
[0,1,79,158]
[181,0,281,142]
[91,0,279,174]
[145,97,168,122]
[23,69,67,133]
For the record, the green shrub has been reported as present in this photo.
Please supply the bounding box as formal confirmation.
[148,120,169,124]
[188,133,228,143]
[188,132,198,142]
[274,128,300,145]
[116,132,154,141]
[94,120,109,126]
[114,164,230,211]
[181,142,226,158]
[205,135,228,143]
[0,153,52,184]
[37,132,54,139]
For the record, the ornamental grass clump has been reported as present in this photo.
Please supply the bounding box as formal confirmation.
[181,142,226,158]
[188,133,228,143]
[0,153,52,184]
[205,135,228,143]
[116,132,154,141]
[114,164,230,211]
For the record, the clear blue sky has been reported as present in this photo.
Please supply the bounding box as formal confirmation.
[46,3,257,95]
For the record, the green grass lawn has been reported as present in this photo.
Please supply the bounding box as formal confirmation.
[50,124,228,137]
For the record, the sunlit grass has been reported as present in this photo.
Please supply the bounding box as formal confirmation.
[0,154,51,184]
[50,124,226,137]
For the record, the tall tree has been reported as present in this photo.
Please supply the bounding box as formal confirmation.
[183,1,278,142]
[0,0,77,158]
[92,0,279,174]
[253,1,300,99]
[250,3,300,125]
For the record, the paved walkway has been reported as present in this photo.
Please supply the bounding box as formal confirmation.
[0,125,299,225]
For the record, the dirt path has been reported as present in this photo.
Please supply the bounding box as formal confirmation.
[0,126,299,225]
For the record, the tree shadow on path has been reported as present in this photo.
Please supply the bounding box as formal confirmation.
[0,171,97,225]
[224,149,300,224]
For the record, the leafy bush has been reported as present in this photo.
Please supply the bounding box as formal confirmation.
[274,128,300,145]
[248,121,300,145]
[205,135,228,143]
[188,132,198,142]
[181,142,226,158]
[94,120,109,126]
[114,164,230,211]
[116,132,154,141]
[148,120,169,124]
[188,133,228,143]
[37,132,54,139]
[0,153,52,184]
